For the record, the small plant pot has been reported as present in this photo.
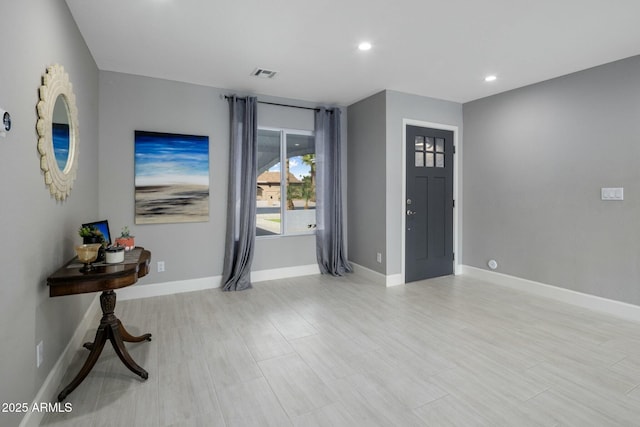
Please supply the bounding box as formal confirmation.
[115,236,135,251]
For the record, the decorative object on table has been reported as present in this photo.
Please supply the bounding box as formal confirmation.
[115,226,135,250]
[74,243,101,272]
[105,245,125,263]
[36,64,79,201]
[78,225,104,244]
[79,220,110,261]
[134,130,209,224]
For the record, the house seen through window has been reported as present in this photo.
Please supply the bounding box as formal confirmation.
[256,128,315,236]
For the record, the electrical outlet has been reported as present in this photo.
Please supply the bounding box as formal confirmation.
[157,261,165,272]
[36,341,43,368]
[376,252,382,263]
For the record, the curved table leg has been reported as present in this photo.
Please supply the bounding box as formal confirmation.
[58,327,108,401]
[117,319,152,343]
[57,289,151,401]
[109,327,149,380]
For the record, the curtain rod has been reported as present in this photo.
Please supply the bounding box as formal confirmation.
[223,95,335,112]
[259,100,319,111]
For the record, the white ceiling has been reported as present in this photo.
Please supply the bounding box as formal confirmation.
[65,0,640,105]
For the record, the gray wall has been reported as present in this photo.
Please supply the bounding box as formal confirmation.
[347,90,463,277]
[463,55,640,305]
[99,71,346,282]
[0,1,99,425]
[99,72,227,283]
[347,91,387,273]
[385,91,463,276]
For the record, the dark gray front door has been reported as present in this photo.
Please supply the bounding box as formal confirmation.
[405,125,454,282]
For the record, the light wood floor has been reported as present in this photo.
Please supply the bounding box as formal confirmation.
[42,273,640,426]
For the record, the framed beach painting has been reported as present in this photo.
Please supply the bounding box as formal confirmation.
[134,131,210,224]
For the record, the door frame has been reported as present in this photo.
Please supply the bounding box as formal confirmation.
[401,119,461,284]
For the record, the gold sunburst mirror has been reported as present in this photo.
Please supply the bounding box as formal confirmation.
[37,64,79,201]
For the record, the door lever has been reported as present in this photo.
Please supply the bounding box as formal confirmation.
[407,209,416,216]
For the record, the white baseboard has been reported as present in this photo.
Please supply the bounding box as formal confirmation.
[251,263,320,283]
[455,263,463,275]
[20,295,101,427]
[118,264,321,301]
[386,273,404,287]
[118,276,222,301]
[350,262,386,285]
[461,265,640,323]
[350,262,404,287]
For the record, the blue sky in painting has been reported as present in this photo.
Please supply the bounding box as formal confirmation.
[135,131,209,186]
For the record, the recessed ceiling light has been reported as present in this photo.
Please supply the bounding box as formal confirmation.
[358,42,372,51]
[484,75,497,82]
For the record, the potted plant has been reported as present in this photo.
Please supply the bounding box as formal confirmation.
[78,225,105,245]
[115,226,135,251]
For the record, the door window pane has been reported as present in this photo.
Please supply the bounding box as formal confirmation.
[415,136,424,151]
[426,153,435,167]
[436,153,445,168]
[415,151,424,167]
[435,138,444,153]
[425,137,434,152]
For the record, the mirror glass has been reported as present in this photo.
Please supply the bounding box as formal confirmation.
[52,95,70,171]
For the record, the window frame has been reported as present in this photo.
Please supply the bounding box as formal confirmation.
[256,126,316,238]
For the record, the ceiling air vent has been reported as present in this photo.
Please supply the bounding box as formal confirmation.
[251,68,278,79]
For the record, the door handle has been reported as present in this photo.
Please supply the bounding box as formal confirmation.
[407,209,416,216]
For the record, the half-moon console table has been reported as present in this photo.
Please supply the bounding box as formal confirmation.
[47,247,152,401]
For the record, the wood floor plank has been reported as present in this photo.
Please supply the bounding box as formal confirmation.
[157,357,224,427]
[289,333,357,381]
[237,321,295,362]
[268,308,318,340]
[525,362,640,426]
[258,353,335,417]
[291,402,359,427]
[92,386,159,427]
[202,337,263,389]
[347,350,447,409]
[327,374,427,426]
[522,388,620,427]
[217,377,291,427]
[430,366,551,426]
[609,355,640,387]
[413,395,494,427]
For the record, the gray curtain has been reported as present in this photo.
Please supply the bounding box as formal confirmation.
[315,108,352,276]
[221,96,257,291]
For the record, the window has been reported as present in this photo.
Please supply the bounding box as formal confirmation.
[415,135,445,168]
[256,128,315,236]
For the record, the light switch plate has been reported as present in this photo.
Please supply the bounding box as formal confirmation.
[601,187,624,201]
